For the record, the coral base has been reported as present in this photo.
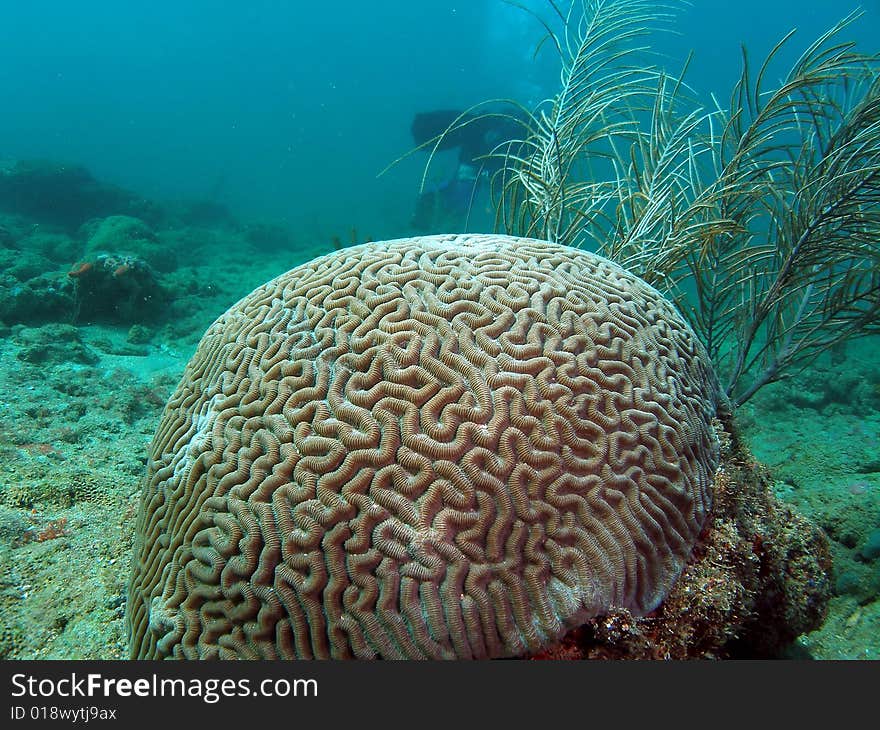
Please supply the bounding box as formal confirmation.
[530,413,832,659]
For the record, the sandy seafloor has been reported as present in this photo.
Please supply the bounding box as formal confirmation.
[0,217,877,660]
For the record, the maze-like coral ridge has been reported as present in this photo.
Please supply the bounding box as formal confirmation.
[127,233,722,659]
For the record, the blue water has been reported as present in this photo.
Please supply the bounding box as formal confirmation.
[1,0,876,240]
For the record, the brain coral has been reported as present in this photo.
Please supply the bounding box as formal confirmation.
[127,233,723,659]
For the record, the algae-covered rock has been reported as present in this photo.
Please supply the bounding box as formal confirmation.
[67,252,169,324]
[5,250,55,282]
[19,230,81,263]
[126,324,152,344]
[0,271,77,325]
[83,216,177,273]
[12,323,99,365]
[860,529,880,561]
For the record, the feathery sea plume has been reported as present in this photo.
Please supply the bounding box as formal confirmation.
[434,0,880,405]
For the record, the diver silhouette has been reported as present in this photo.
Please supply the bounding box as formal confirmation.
[409,109,521,231]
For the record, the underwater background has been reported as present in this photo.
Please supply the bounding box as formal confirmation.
[0,0,877,658]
